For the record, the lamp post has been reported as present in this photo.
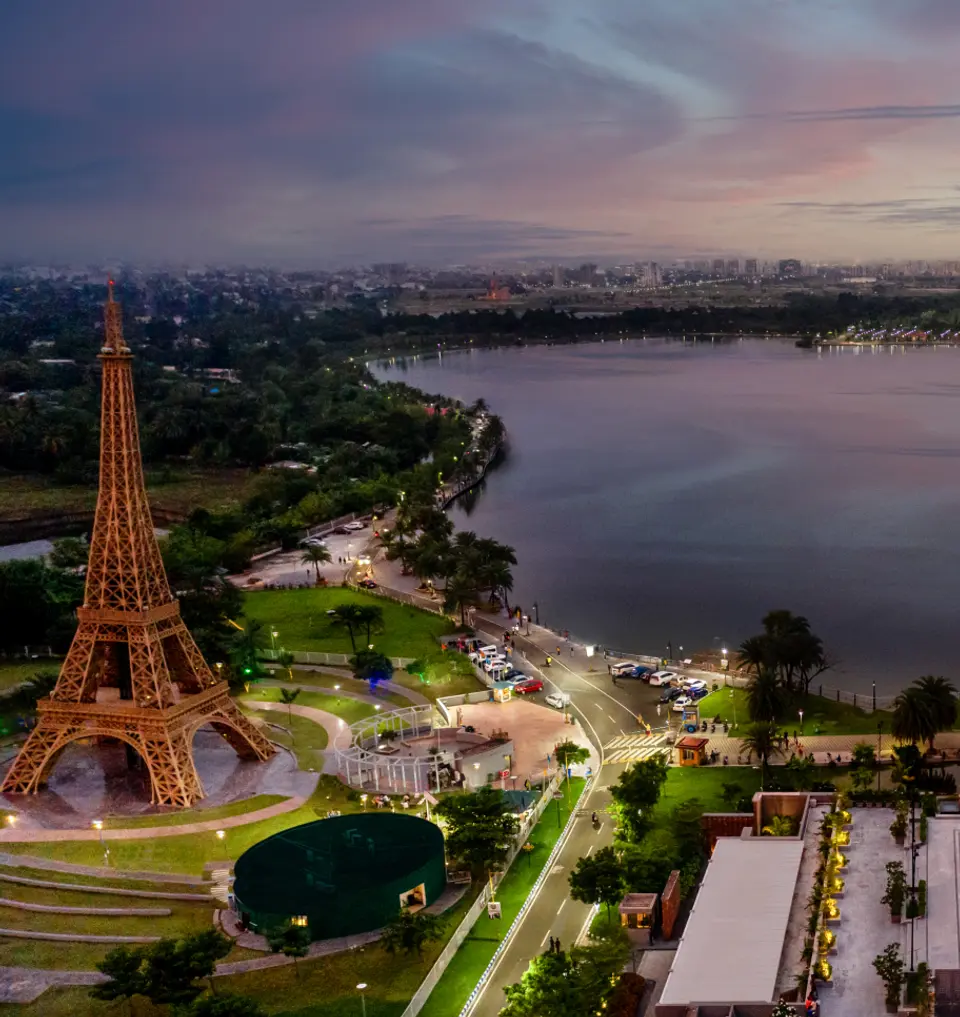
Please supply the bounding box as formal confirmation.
[798,709,804,736]
[92,819,108,865]
[729,689,737,729]
[215,661,223,684]
[271,630,279,655]
[357,983,368,1017]
[877,720,884,792]
[532,602,540,626]
[721,647,728,685]
[216,829,226,858]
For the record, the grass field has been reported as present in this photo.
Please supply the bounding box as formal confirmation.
[0,863,202,895]
[102,794,288,830]
[246,684,400,724]
[1,777,373,875]
[243,587,455,660]
[0,660,60,693]
[698,686,893,736]
[418,778,586,1017]
[0,468,254,522]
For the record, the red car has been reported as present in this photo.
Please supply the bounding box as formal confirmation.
[513,678,544,695]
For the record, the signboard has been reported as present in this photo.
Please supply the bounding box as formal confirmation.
[487,901,502,919]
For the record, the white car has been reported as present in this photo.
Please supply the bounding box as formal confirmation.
[468,645,500,663]
[672,695,693,712]
[610,661,638,677]
[344,520,366,531]
[648,670,678,687]
[482,656,507,673]
[679,678,707,691]
[545,692,571,709]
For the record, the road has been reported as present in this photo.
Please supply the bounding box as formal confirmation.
[465,629,671,1017]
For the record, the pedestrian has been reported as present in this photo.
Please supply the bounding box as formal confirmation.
[569,646,574,656]
[556,646,561,657]
[793,730,798,744]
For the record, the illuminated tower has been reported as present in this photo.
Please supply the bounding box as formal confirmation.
[1,283,274,807]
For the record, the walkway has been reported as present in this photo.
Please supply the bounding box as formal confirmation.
[818,808,901,1017]
[259,671,431,706]
[244,701,344,774]
[0,852,208,883]
[0,793,310,844]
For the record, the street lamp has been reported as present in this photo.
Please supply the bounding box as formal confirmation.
[215,661,223,682]
[877,720,884,792]
[798,709,804,736]
[357,984,368,1017]
[271,630,279,655]
[92,819,108,864]
[729,689,737,729]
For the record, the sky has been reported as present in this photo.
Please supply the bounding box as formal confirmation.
[4,0,960,267]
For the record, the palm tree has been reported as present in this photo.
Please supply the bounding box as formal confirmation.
[914,675,957,747]
[444,572,478,626]
[739,722,783,781]
[892,686,937,747]
[744,668,783,723]
[329,604,365,653]
[280,686,301,722]
[300,544,332,583]
[354,604,384,646]
[761,815,795,837]
[737,635,773,681]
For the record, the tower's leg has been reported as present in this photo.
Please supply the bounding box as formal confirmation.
[208,697,276,761]
[140,728,204,807]
[52,622,101,703]
[0,718,70,794]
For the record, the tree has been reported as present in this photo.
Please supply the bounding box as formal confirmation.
[300,544,332,582]
[443,571,478,625]
[553,740,590,772]
[435,786,520,877]
[231,618,266,679]
[48,534,89,569]
[568,846,625,923]
[609,756,669,842]
[744,668,783,723]
[738,722,782,779]
[379,908,446,957]
[279,687,300,721]
[91,945,146,1012]
[915,675,958,747]
[266,922,311,977]
[736,634,773,682]
[350,649,394,690]
[892,686,937,747]
[276,648,295,682]
[177,993,268,1017]
[785,754,816,790]
[620,829,681,892]
[761,815,795,837]
[353,604,384,645]
[330,603,367,652]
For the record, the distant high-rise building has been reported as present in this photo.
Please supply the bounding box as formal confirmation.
[725,258,740,276]
[552,264,564,288]
[712,258,725,276]
[743,259,758,278]
[778,259,803,278]
[578,262,598,285]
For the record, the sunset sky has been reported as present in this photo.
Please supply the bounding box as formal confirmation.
[4,0,960,266]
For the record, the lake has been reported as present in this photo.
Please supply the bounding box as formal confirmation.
[374,338,960,695]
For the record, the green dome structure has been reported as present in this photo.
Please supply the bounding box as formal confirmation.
[232,813,446,940]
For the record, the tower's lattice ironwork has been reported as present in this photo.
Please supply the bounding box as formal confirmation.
[1,284,274,807]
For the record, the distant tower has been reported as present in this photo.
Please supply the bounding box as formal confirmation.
[552,265,564,288]
[1,284,274,807]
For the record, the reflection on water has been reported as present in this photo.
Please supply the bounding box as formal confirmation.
[374,339,960,694]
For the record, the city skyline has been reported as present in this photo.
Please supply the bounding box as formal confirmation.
[5,0,960,266]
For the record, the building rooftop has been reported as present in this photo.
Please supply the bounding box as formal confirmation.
[619,893,658,914]
[659,837,804,1007]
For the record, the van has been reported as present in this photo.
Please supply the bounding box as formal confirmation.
[610,661,638,677]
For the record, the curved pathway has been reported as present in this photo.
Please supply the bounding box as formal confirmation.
[0,793,308,844]
[262,668,431,706]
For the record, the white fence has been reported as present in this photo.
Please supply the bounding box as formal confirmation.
[400,771,579,1017]
[345,580,447,616]
[258,647,416,669]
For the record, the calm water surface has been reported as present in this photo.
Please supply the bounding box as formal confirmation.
[374,339,960,695]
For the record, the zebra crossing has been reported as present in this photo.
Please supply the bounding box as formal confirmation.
[602,731,671,765]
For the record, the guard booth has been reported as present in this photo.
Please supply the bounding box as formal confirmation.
[675,736,709,767]
[492,681,513,703]
[619,892,658,946]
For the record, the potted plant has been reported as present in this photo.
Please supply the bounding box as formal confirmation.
[882,861,907,922]
[891,801,908,845]
[873,943,905,1013]
[906,894,920,920]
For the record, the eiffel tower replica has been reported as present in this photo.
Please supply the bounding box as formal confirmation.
[1,283,274,807]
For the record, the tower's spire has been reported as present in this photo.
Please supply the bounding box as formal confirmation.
[102,279,130,355]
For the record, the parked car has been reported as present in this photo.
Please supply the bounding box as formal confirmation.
[358,579,377,589]
[502,669,525,682]
[671,695,693,712]
[302,537,327,548]
[468,645,500,663]
[344,520,367,531]
[631,666,652,679]
[610,661,639,677]
[690,686,709,701]
[660,687,684,703]
[545,692,571,709]
[513,678,544,695]
[482,656,507,673]
[648,670,678,687]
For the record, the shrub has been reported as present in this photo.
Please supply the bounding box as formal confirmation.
[906,895,920,920]
[921,793,938,818]
[920,812,928,843]
[607,973,646,1017]
[882,862,907,920]
[918,879,927,917]
[873,943,906,1010]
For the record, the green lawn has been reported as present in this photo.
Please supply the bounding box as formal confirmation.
[418,778,586,1017]
[243,587,454,660]
[244,684,394,725]
[0,660,61,694]
[0,863,202,895]
[103,794,288,830]
[654,767,763,817]
[1,778,385,876]
[698,686,893,736]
